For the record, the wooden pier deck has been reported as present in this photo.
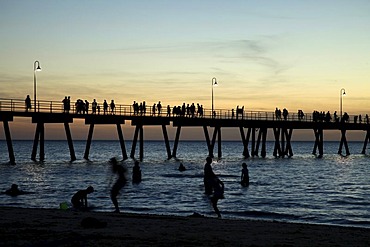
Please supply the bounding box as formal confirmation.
[1,98,369,164]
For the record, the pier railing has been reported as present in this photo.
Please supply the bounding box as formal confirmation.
[0,98,368,124]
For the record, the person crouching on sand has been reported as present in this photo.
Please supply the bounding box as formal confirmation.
[71,186,94,210]
[110,157,128,213]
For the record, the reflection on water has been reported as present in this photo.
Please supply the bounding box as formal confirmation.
[0,140,369,228]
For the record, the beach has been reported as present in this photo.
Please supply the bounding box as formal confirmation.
[1,207,369,246]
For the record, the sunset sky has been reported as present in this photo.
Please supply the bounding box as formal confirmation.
[1,1,370,141]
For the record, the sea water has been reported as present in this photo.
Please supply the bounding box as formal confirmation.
[0,140,369,228]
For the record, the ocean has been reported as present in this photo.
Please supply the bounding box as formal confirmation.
[0,140,369,228]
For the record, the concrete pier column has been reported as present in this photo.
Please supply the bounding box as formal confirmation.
[64,122,76,161]
[84,124,94,160]
[3,120,15,165]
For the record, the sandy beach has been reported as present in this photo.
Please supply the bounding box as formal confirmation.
[0,207,369,246]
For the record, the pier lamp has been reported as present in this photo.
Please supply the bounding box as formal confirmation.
[211,77,218,118]
[340,88,346,118]
[34,61,42,112]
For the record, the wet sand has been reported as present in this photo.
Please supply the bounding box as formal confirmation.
[1,207,369,246]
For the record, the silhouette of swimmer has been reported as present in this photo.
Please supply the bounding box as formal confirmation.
[241,163,249,187]
[4,184,24,196]
[178,163,186,172]
[210,176,224,218]
[204,157,215,195]
[109,157,128,213]
[71,186,94,209]
[132,160,142,184]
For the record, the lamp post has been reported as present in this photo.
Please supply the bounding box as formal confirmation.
[340,88,346,118]
[211,77,217,118]
[34,61,41,112]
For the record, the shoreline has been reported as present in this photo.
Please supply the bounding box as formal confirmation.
[1,207,370,246]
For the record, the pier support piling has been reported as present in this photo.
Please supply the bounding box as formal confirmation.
[273,128,282,157]
[172,126,181,158]
[312,128,324,157]
[84,124,94,160]
[162,125,172,160]
[3,120,15,165]
[338,129,350,156]
[130,125,144,161]
[116,123,128,160]
[31,122,44,161]
[64,122,76,161]
[239,127,250,158]
[361,130,370,154]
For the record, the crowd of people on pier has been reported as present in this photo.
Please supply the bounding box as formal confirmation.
[24,95,370,124]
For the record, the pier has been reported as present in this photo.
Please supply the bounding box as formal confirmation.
[1,98,370,164]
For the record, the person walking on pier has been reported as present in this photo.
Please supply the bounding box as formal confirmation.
[103,100,108,115]
[109,157,128,213]
[25,95,32,112]
[62,96,68,113]
[204,157,215,195]
[157,101,162,116]
[110,100,115,114]
[92,99,97,114]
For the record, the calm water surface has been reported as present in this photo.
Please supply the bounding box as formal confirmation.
[0,140,369,228]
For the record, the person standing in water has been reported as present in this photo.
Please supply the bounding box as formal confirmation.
[211,176,224,218]
[241,163,249,187]
[204,156,215,195]
[132,160,142,184]
[109,157,128,213]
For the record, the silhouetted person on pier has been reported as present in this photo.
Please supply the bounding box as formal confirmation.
[85,100,89,114]
[109,157,128,213]
[167,105,171,117]
[334,111,338,123]
[62,96,68,113]
[110,100,115,114]
[241,163,249,187]
[210,176,224,218]
[71,186,94,210]
[67,96,71,113]
[298,110,304,120]
[204,157,215,195]
[103,100,108,114]
[132,161,142,184]
[283,108,288,120]
[325,111,332,122]
[152,103,156,116]
[133,101,138,115]
[342,112,349,122]
[157,101,162,116]
[366,114,369,124]
[92,99,97,114]
[25,95,31,112]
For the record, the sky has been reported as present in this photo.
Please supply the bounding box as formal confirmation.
[0,0,370,141]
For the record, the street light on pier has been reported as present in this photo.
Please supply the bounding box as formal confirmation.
[34,61,42,112]
[211,77,218,118]
[340,88,346,118]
